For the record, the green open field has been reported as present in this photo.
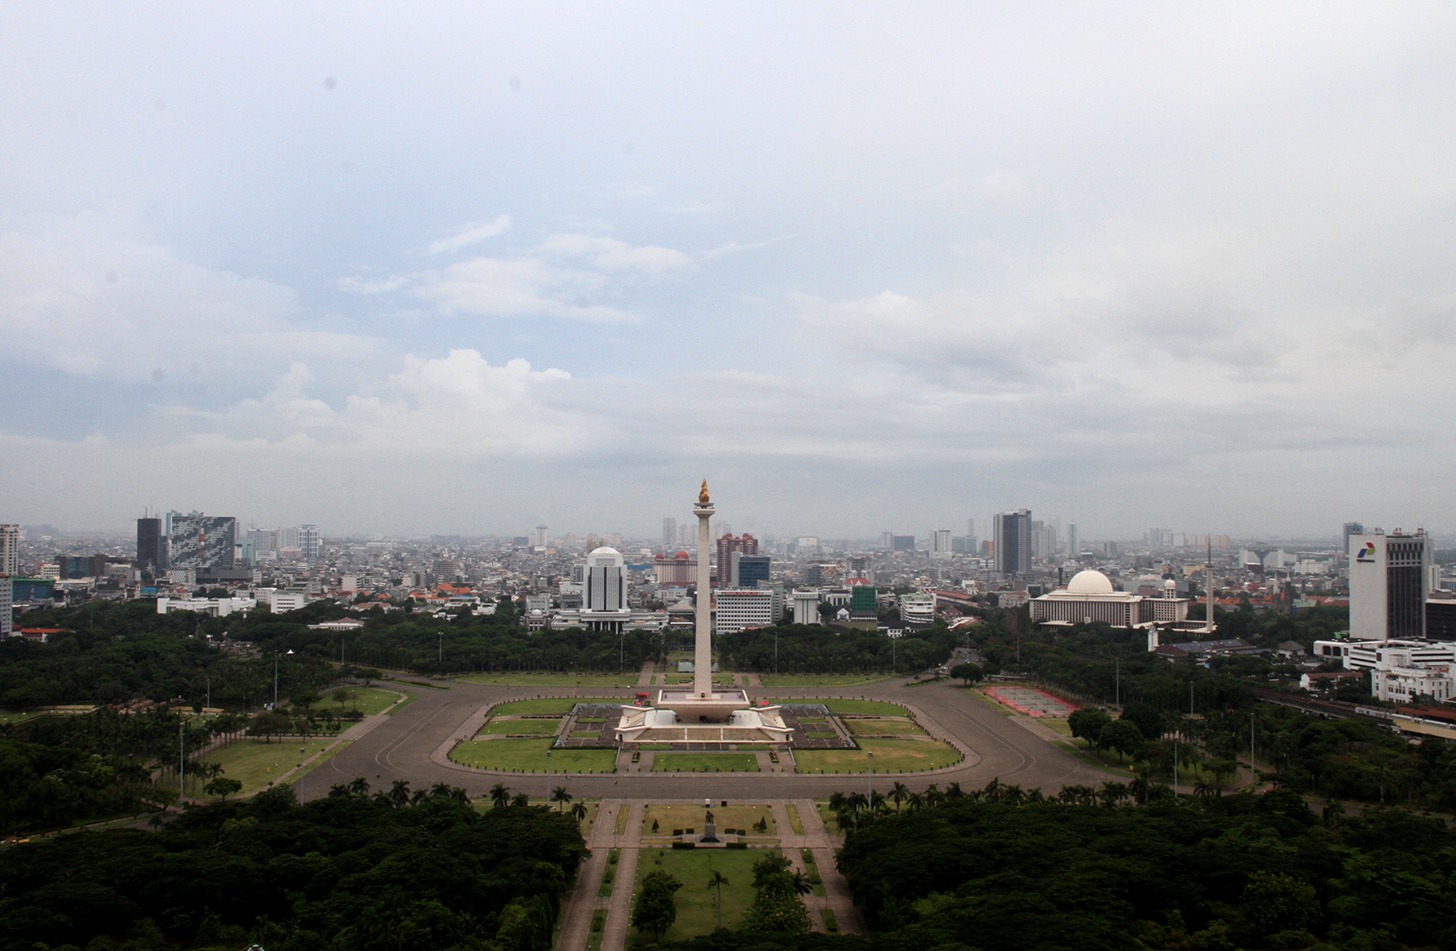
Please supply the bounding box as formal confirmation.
[759,673,895,687]
[844,718,926,736]
[313,686,403,717]
[641,803,775,837]
[650,752,759,773]
[449,737,617,773]
[821,699,911,716]
[205,737,340,798]
[454,672,642,687]
[794,736,959,774]
[632,848,768,940]
[478,718,561,735]
[489,697,624,716]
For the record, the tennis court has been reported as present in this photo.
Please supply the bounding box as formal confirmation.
[983,685,1078,718]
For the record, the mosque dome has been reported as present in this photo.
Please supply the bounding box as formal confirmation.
[1066,569,1115,595]
[675,550,690,559]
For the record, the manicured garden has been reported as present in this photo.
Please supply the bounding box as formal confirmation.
[650,752,759,773]
[631,847,766,939]
[449,736,617,773]
[794,736,959,773]
[206,737,340,797]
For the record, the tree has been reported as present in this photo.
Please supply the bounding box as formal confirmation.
[570,801,588,823]
[632,870,682,940]
[1068,708,1112,750]
[1099,719,1146,763]
[743,862,812,935]
[551,786,572,812]
[888,781,909,811]
[950,662,984,685]
[707,869,730,930]
[490,782,511,809]
[204,777,243,800]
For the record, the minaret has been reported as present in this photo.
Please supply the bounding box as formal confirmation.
[693,480,715,699]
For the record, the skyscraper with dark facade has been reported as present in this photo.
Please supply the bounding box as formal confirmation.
[994,509,1033,576]
[715,532,758,587]
[168,514,237,570]
[136,517,166,571]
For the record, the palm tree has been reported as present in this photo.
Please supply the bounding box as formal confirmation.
[347,777,370,798]
[889,781,909,812]
[571,801,588,822]
[388,779,411,807]
[489,782,511,809]
[551,786,572,812]
[944,781,964,800]
[789,868,813,896]
[706,869,729,930]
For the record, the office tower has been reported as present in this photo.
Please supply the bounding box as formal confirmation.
[136,517,165,571]
[994,510,1032,576]
[1031,521,1056,560]
[714,588,777,635]
[299,524,321,560]
[715,532,758,587]
[581,546,629,633]
[1350,529,1431,640]
[733,553,771,588]
[662,517,677,550]
[890,534,915,552]
[931,529,953,559]
[0,574,10,637]
[533,525,548,549]
[1067,522,1079,559]
[0,524,18,576]
[168,514,238,569]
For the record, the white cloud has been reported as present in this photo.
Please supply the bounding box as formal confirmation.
[536,234,696,275]
[414,256,637,324]
[426,215,513,254]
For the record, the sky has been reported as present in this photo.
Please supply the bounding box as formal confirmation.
[2,3,1454,542]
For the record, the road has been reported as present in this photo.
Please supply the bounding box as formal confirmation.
[292,677,1113,803]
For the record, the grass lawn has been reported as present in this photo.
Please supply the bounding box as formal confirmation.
[454,672,641,687]
[822,699,910,716]
[449,737,617,773]
[787,803,804,834]
[642,803,776,837]
[1040,717,1074,736]
[478,718,561,736]
[490,697,624,716]
[759,673,895,687]
[313,686,402,717]
[632,847,768,940]
[794,736,959,774]
[650,752,759,773]
[205,738,339,797]
[844,718,926,736]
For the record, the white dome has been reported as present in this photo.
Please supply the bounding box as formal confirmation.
[1066,569,1115,595]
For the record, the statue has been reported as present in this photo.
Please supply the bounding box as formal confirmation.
[698,479,711,505]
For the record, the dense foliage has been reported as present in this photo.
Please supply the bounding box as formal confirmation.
[718,623,961,675]
[836,792,1456,951]
[0,784,585,951]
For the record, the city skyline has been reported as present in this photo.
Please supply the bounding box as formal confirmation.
[3,5,1455,539]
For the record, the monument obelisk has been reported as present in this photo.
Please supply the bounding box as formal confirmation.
[693,479,714,699]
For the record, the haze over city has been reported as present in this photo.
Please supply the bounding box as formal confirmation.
[3,4,1453,540]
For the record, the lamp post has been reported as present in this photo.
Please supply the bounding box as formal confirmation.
[867,751,874,801]
[273,649,294,708]
[545,750,552,805]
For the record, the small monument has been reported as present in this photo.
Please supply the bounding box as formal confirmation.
[700,809,720,844]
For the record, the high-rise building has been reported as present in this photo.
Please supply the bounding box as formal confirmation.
[714,588,778,635]
[994,510,1032,576]
[733,553,771,588]
[168,514,237,570]
[581,546,630,633]
[931,529,953,559]
[299,524,321,560]
[792,588,820,625]
[715,533,758,587]
[1350,529,1431,640]
[0,573,11,638]
[662,517,677,550]
[0,524,18,576]
[1067,522,1079,559]
[136,517,165,571]
[533,525,548,549]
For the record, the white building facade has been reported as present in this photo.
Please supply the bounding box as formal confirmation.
[1349,530,1431,640]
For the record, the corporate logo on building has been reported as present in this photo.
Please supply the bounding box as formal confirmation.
[1356,542,1377,563]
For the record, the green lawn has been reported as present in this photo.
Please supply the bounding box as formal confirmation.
[632,847,769,940]
[478,718,561,735]
[650,752,759,773]
[312,686,404,717]
[844,718,926,736]
[204,737,339,797]
[821,699,910,716]
[642,803,774,837]
[454,672,642,687]
[449,737,617,773]
[759,673,895,687]
[489,697,624,716]
[794,736,960,774]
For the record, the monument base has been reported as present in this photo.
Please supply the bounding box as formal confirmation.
[615,696,792,745]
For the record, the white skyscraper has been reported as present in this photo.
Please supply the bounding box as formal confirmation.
[0,524,18,576]
[1350,529,1431,641]
[931,529,953,559]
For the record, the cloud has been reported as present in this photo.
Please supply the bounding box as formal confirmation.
[536,234,696,275]
[414,256,637,324]
[426,215,513,254]
[337,274,409,294]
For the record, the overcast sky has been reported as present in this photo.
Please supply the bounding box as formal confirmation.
[2,3,1453,542]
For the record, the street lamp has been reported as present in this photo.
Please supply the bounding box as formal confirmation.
[867,751,874,801]
[273,649,294,708]
[545,749,552,805]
